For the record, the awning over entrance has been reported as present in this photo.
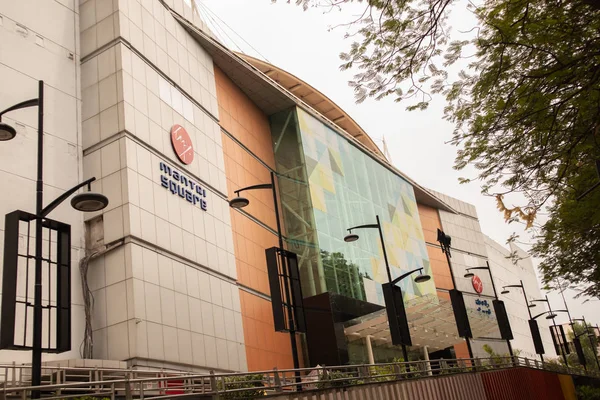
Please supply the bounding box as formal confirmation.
[343,294,499,351]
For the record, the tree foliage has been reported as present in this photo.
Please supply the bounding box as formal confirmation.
[532,170,600,297]
[276,0,600,296]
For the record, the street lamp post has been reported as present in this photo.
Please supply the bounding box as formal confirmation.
[229,171,302,386]
[531,308,568,364]
[500,281,546,362]
[501,281,532,318]
[437,229,474,359]
[464,261,514,357]
[530,295,568,365]
[573,317,600,371]
[0,81,109,398]
[532,310,567,320]
[344,215,431,363]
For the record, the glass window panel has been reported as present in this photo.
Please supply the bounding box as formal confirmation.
[271,107,437,305]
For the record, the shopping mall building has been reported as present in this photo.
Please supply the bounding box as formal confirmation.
[0,0,555,372]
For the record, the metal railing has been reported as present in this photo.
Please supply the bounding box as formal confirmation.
[0,356,597,399]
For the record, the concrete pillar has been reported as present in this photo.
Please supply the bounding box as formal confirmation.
[365,336,375,365]
[424,345,432,375]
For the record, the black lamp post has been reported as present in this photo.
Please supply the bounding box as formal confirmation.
[500,281,546,361]
[531,308,568,363]
[464,261,514,357]
[572,317,600,370]
[530,295,569,365]
[229,171,302,385]
[436,229,475,359]
[344,215,431,362]
[532,309,567,320]
[500,281,531,316]
[0,81,109,398]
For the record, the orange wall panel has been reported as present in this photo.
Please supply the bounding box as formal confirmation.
[418,203,454,291]
[215,65,293,370]
[417,203,442,244]
[419,203,469,358]
[454,341,471,360]
[216,64,277,294]
[239,290,293,371]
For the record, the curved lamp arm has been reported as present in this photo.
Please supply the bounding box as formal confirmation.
[532,309,567,320]
[390,267,424,286]
[234,183,273,196]
[466,266,490,272]
[572,318,593,338]
[40,177,96,218]
[0,98,39,118]
[503,284,524,290]
[346,223,379,231]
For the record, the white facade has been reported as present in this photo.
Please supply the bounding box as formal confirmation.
[0,0,246,372]
[431,191,504,357]
[485,236,555,360]
[0,0,85,364]
[80,0,245,372]
[432,191,555,359]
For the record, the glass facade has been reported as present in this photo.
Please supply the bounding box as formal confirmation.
[286,107,437,303]
[270,107,509,364]
[270,108,325,298]
[270,106,436,300]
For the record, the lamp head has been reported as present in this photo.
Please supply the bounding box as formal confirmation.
[0,122,17,141]
[344,233,359,243]
[229,196,250,209]
[528,303,537,308]
[464,271,475,278]
[500,289,510,295]
[414,273,431,284]
[71,192,109,212]
[546,313,557,320]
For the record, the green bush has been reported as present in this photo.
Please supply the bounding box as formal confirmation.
[369,364,396,382]
[316,370,362,389]
[217,374,265,399]
[577,385,600,400]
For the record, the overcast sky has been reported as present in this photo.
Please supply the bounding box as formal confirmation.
[196,0,599,325]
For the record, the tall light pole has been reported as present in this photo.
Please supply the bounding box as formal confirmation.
[0,81,109,398]
[530,296,568,365]
[229,171,302,387]
[344,215,431,363]
[532,310,567,321]
[572,317,600,371]
[464,261,514,357]
[557,280,576,341]
[437,229,474,359]
[500,281,546,362]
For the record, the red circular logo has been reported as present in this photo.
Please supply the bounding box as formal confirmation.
[472,275,484,294]
[170,124,194,165]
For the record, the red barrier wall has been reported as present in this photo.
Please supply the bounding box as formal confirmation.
[482,368,566,400]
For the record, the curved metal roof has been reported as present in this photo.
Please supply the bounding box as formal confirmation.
[238,54,387,160]
[172,12,457,213]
